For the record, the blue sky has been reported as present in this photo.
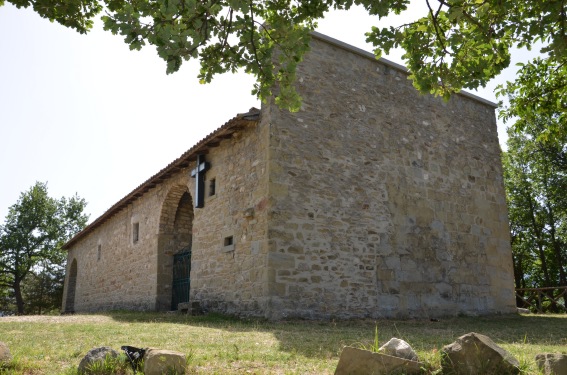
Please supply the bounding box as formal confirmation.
[0,2,528,223]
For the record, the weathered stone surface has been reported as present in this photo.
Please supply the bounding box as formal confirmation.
[0,341,12,363]
[379,337,418,361]
[535,353,567,375]
[143,348,186,375]
[441,332,520,375]
[78,346,119,374]
[335,346,423,375]
[62,32,516,321]
[178,301,203,315]
[62,114,271,316]
[263,34,516,319]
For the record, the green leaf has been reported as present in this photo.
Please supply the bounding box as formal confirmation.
[7,0,567,118]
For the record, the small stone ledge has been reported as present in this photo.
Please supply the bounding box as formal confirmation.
[178,301,204,315]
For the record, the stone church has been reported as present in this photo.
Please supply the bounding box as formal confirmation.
[62,32,517,319]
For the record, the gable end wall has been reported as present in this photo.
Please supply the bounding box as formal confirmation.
[264,36,516,319]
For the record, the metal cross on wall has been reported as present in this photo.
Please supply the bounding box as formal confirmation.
[190,154,210,208]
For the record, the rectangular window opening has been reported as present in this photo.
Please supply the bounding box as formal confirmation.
[97,245,101,261]
[224,235,233,247]
[209,178,216,197]
[133,222,140,243]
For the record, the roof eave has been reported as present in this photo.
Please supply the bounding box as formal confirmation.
[62,108,261,250]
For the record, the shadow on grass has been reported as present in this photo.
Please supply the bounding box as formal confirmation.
[103,311,567,359]
[1,311,565,374]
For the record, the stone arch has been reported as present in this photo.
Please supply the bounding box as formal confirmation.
[156,184,194,310]
[65,258,78,313]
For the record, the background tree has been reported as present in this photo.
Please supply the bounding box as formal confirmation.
[0,274,13,314]
[2,0,565,117]
[0,182,88,315]
[503,119,567,291]
[499,58,567,143]
[21,260,67,314]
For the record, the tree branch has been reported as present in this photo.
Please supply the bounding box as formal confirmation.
[249,1,265,76]
[425,0,452,56]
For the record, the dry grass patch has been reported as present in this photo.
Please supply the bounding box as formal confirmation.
[0,312,565,374]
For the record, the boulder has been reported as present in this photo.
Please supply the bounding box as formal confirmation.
[143,348,186,375]
[78,346,119,374]
[535,353,567,375]
[0,341,12,363]
[334,346,423,375]
[379,337,419,361]
[441,332,520,375]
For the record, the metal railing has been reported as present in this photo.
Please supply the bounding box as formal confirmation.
[515,286,567,313]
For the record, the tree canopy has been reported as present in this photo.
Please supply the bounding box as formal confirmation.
[503,117,567,292]
[3,0,565,117]
[0,182,88,314]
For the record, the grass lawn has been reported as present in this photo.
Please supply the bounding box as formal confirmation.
[0,312,565,374]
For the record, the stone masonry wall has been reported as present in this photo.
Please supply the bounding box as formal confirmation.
[63,34,516,320]
[62,193,162,312]
[63,120,271,315]
[264,34,516,319]
[190,120,271,316]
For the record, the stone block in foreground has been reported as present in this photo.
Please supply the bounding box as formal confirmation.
[441,332,519,375]
[535,353,567,375]
[335,346,423,375]
[143,348,186,375]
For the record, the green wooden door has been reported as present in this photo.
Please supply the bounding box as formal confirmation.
[171,250,191,310]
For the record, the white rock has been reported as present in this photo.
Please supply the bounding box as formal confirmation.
[379,337,419,361]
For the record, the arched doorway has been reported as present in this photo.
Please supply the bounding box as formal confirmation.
[65,259,77,313]
[156,186,194,310]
